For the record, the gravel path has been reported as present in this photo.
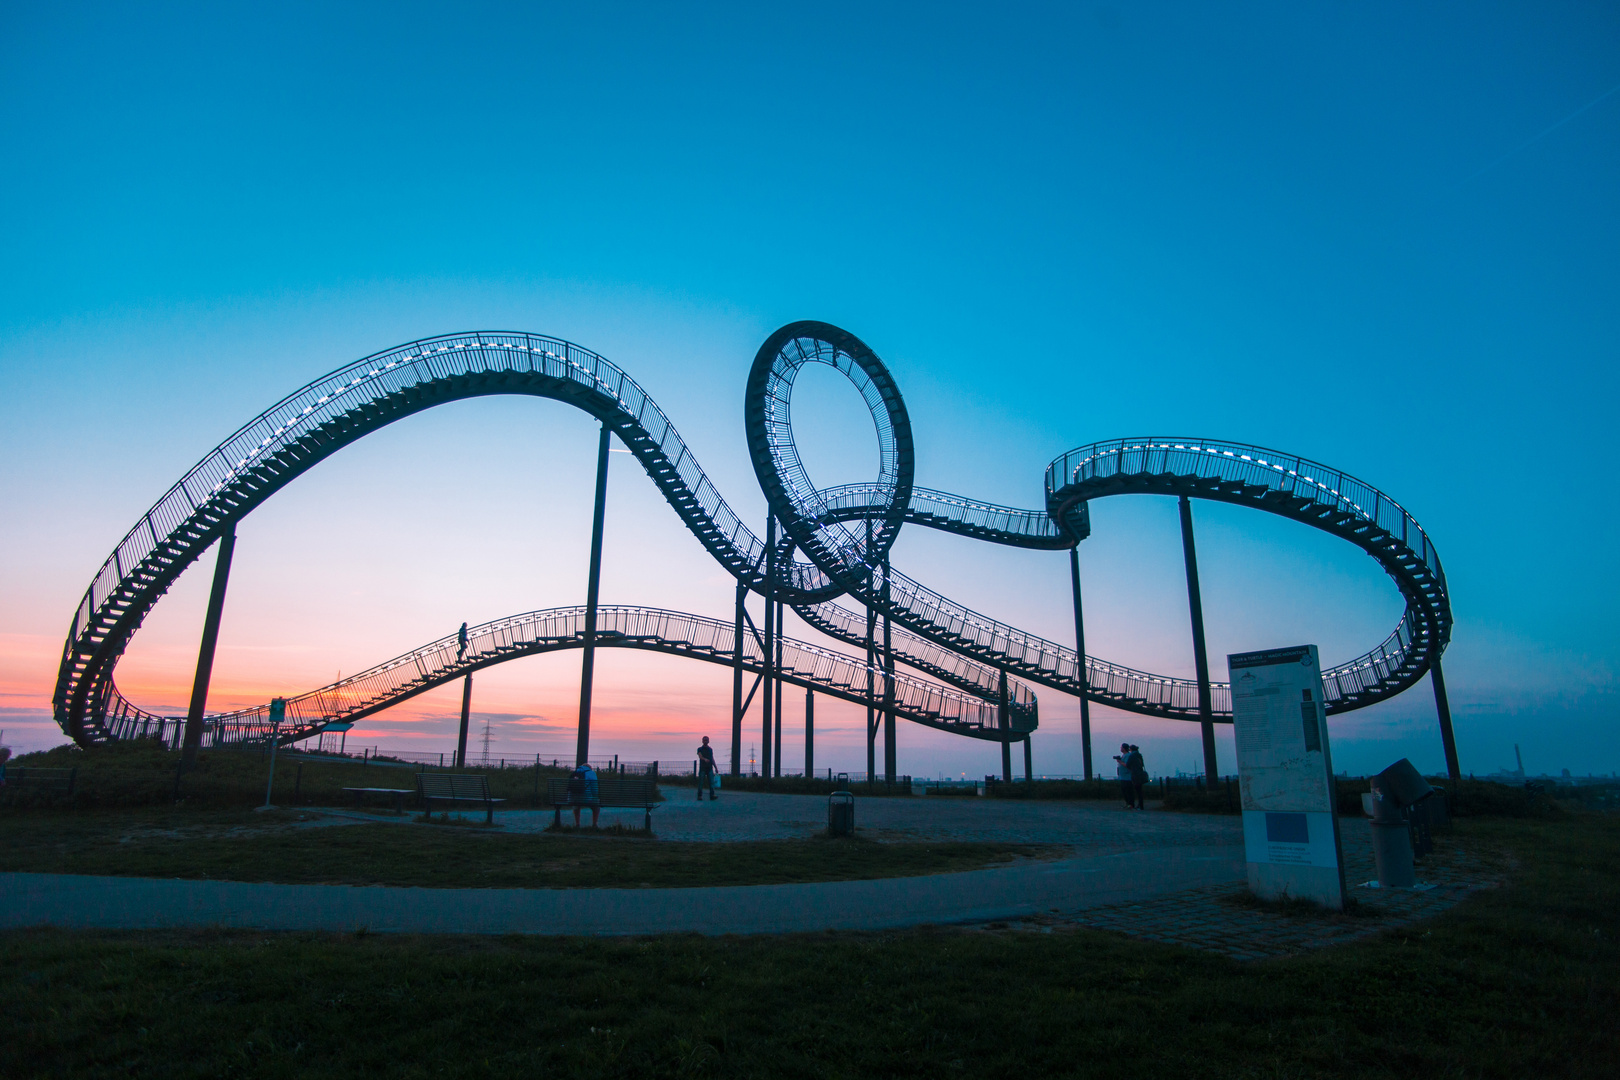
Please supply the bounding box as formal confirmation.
[505,791,1243,850]
[0,844,1243,936]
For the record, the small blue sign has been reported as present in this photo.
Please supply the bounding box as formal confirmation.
[1265,811,1309,844]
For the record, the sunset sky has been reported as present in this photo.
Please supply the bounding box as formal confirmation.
[2,2,1616,780]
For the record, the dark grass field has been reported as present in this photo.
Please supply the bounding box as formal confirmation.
[0,808,1047,888]
[1,815,1615,1078]
[1,740,592,810]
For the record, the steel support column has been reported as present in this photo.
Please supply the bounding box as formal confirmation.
[182,524,236,765]
[1431,656,1461,783]
[1179,496,1219,783]
[999,669,1013,783]
[575,423,611,767]
[731,579,745,776]
[762,516,775,780]
[1069,545,1093,781]
[456,673,473,768]
[774,598,783,778]
[1024,736,1033,782]
[804,688,814,778]
[865,526,876,784]
[882,560,896,784]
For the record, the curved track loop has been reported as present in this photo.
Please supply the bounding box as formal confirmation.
[56,324,1450,748]
[1046,439,1450,712]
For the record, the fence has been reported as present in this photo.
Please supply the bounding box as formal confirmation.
[238,744,658,776]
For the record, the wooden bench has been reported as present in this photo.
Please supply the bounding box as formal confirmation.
[0,766,77,804]
[415,772,505,823]
[546,776,658,830]
[341,786,414,814]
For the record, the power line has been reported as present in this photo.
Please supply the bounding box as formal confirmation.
[1462,80,1620,185]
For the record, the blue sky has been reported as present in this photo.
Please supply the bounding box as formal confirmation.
[1,2,1616,778]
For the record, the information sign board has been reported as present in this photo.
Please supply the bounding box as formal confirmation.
[1228,644,1346,909]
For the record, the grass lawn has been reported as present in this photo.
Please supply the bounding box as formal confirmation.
[0,808,1050,888]
[0,814,1615,1078]
[0,740,587,810]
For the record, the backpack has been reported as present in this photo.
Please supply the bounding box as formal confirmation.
[567,769,587,796]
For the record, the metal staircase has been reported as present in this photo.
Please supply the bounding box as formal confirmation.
[95,606,1026,748]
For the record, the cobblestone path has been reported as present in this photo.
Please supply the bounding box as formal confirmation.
[1020,823,1507,960]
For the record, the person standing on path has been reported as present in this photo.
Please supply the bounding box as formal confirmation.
[1127,744,1147,810]
[696,736,718,801]
[1115,743,1135,808]
[568,762,600,827]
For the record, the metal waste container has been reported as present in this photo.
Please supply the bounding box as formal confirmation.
[827,790,855,837]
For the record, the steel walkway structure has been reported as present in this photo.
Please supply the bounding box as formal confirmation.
[53,321,1457,779]
[99,606,1030,747]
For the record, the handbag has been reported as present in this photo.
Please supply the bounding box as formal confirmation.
[711,773,722,791]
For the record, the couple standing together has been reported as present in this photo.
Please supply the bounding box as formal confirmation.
[1115,742,1148,809]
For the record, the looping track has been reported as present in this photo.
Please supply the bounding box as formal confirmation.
[54,325,1450,750]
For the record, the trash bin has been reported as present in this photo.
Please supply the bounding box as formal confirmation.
[827,790,855,837]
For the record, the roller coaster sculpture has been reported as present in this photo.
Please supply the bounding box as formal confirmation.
[52,322,1458,782]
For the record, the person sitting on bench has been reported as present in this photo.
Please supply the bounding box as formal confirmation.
[568,762,600,827]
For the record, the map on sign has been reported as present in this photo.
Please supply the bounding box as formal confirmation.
[1228,644,1346,909]
[1232,649,1333,814]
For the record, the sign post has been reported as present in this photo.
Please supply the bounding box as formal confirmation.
[260,697,286,811]
[1228,645,1346,910]
[324,721,353,755]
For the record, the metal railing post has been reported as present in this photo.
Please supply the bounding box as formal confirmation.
[182,525,236,766]
[575,423,611,767]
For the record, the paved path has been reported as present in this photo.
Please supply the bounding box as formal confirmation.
[0,844,1243,936]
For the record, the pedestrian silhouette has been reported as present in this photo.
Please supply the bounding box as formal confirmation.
[696,736,718,801]
[457,622,469,659]
[1126,744,1147,810]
